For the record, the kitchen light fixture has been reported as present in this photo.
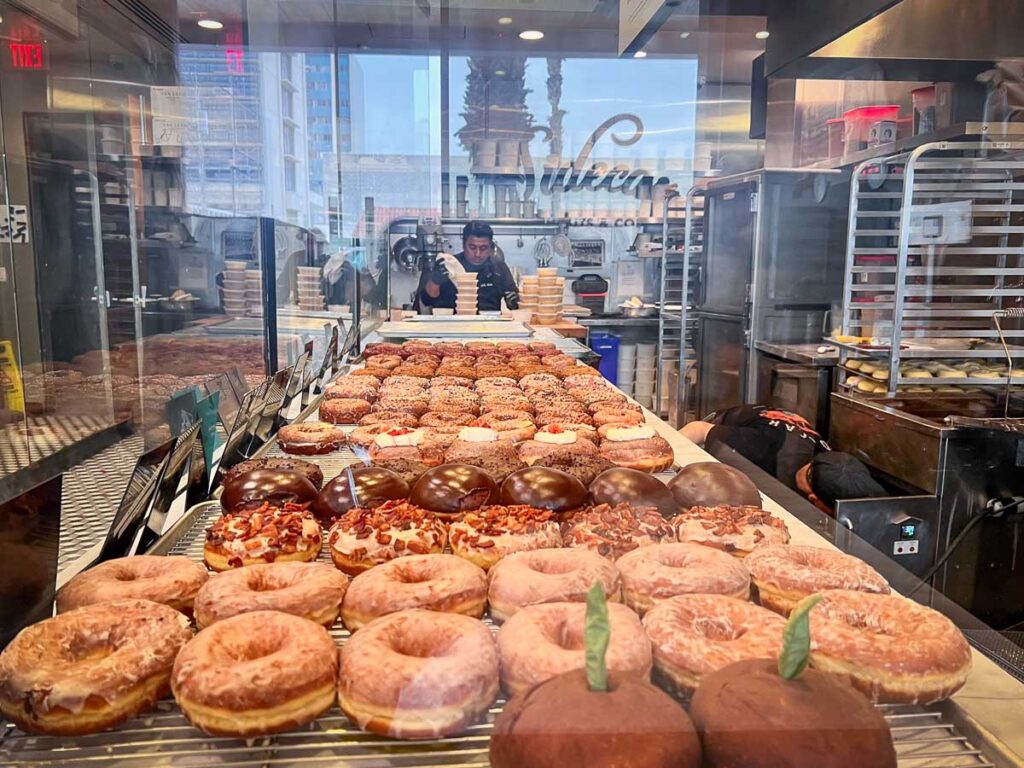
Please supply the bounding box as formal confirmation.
[755,30,769,39]
[633,50,647,58]
[679,31,690,38]
[519,29,544,40]
[198,18,223,29]
[498,16,512,25]
[495,69,507,76]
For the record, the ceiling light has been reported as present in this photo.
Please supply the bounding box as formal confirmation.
[495,69,507,76]
[679,31,690,39]
[197,18,223,29]
[633,50,647,58]
[498,16,512,25]
[755,30,769,39]
[519,29,544,41]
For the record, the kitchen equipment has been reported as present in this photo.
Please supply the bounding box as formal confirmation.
[842,105,900,155]
[590,334,620,384]
[620,303,657,318]
[571,273,609,316]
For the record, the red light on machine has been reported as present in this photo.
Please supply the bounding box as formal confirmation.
[8,42,47,70]
[225,48,244,74]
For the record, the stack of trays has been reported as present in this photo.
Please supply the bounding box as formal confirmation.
[618,344,637,397]
[245,269,262,315]
[519,276,539,320]
[634,342,657,409]
[454,272,478,315]
[534,267,564,325]
[297,266,325,312]
[222,260,248,317]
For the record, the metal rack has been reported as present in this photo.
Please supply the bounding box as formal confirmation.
[838,141,1024,396]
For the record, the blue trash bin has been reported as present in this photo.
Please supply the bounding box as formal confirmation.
[590,333,620,385]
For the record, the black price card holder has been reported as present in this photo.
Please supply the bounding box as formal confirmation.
[251,365,295,446]
[316,324,339,393]
[340,318,360,363]
[165,386,200,438]
[225,367,251,401]
[204,373,241,432]
[299,339,317,408]
[137,421,203,554]
[215,387,259,481]
[0,475,61,649]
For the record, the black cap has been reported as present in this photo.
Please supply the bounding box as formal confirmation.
[808,452,886,508]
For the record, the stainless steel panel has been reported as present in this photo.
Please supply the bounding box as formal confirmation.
[696,314,746,418]
[701,182,755,315]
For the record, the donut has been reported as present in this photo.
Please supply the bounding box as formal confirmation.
[534,409,593,427]
[348,422,407,447]
[324,379,378,402]
[339,609,498,739]
[427,375,474,389]
[341,553,487,630]
[599,426,675,473]
[561,503,676,559]
[278,422,345,455]
[531,449,614,486]
[449,505,562,570]
[373,396,429,417]
[352,366,391,379]
[472,415,536,443]
[444,430,523,469]
[358,411,420,428]
[745,544,889,615]
[804,590,972,704]
[368,427,444,466]
[222,457,324,490]
[319,397,372,424]
[370,457,432,486]
[497,602,652,696]
[0,600,192,735]
[171,611,337,736]
[380,375,428,390]
[365,354,402,370]
[642,594,785,695]
[487,547,622,622]
[203,502,323,571]
[518,429,600,465]
[57,555,209,615]
[419,411,477,428]
[364,342,404,357]
[327,499,447,574]
[392,364,436,379]
[193,562,349,628]
[420,424,465,451]
[220,469,319,512]
[519,373,561,391]
[672,505,790,557]
[616,543,751,615]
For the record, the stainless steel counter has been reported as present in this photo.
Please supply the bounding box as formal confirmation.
[578,315,661,328]
[755,340,839,367]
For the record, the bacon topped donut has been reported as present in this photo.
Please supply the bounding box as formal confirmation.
[449,505,562,570]
[562,503,676,560]
[327,499,447,575]
[672,505,790,557]
[204,502,322,571]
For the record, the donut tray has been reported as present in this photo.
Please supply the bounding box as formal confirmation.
[0,498,1001,767]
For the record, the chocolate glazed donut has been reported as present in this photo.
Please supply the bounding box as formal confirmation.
[500,467,588,521]
[311,467,410,526]
[668,462,761,511]
[590,468,676,518]
[409,464,499,519]
[220,470,319,512]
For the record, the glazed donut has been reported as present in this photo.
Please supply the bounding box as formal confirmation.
[380,375,428,390]
[392,364,436,379]
[616,543,750,615]
[420,411,477,428]
[339,609,498,739]
[364,342,404,358]
[278,422,345,455]
[341,553,487,630]
[172,611,337,736]
[472,415,536,443]
[599,427,675,474]
[367,354,402,370]
[449,505,562,570]
[746,544,889,615]
[57,555,209,614]
[203,502,323,571]
[672,505,790,557]
[319,397,372,424]
[805,590,972,704]
[367,427,444,467]
[642,594,786,694]
[561,503,676,559]
[518,429,600,465]
[0,600,192,735]
[222,457,324,490]
[358,411,420,428]
[327,499,447,574]
[497,602,652,696]
[428,375,474,389]
[193,562,349,628]
[487,547,622,622]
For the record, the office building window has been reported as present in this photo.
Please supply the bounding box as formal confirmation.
[285,160,297,192]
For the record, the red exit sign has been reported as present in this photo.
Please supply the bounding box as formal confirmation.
[8,42,48,70]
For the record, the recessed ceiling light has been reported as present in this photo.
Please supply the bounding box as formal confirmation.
[495,69,507,76]
[519,29,544,41]
[755,30,769,39]
[633,50,647,58]
[498,16,512,25]
[197,18,223,29]
[679,31,690,39]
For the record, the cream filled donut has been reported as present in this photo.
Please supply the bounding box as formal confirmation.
[615,543,751,615]
[57,555,208,615]
[338,609,499,739]
[193,561,349,628]
[448,505,562,570]
[598,425,675,473]
[341,553,487,630]
[496,601,652,696]
[517,425,601,465]
[171,611,338,736]
[486,547,622,622]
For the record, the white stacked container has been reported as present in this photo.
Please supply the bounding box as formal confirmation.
[634,342,657,409]
[454,273,478,315]
[617,343,637,396]
[245,269,262,316]
[534,267,564,325]
[222,259,248,317]
[296,266,325,312]
[519,276,539,321]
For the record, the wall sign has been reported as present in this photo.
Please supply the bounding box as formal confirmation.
[0,206,29,244]
[7,41,47,70]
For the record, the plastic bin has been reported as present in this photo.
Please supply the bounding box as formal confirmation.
[843,105,900,154]
[590,333,620,385]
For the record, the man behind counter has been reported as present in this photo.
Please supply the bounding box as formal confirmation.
[414,221,519,313]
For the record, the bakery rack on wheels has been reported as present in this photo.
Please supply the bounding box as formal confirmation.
[835,140,1024,401]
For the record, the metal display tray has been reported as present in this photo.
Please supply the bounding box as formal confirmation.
[376,321,532,338]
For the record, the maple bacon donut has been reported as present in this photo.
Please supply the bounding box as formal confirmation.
[561,503,676,560]
[278,422,345,455]
[203,502,322,571]
[448,505,562,570]
[57,555,209,615]
[672,505,790,557]
[172,611,338,736]
[327,500,447,574]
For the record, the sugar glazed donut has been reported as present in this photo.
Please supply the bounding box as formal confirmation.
[341,553,487,630]
[561,503,676,559]
[172,611,338,736]
[448,505,562,570]
[57,555,209,614]
[327,500,447,575]
[672,505,790,557]
[805,589,972,704]
[319,397,372,424]
[497,601,652,697]
[642,594,785,695]
[278,421,346,455]
[193,562,349,628]
[487,547,622,622]
[0,600,192,735]
[338,609,499,739]
[616,543,751,615]
[203,502,322,571]
[746,544,889,615]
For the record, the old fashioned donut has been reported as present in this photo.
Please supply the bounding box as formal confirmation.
[642,594,785,695]
[0,600,192,735]
[746,544,889,615]
[193,562,349,628]
[497,602,652,696]
[805,590,971,704]
[57,555,208,615]
[616,543,751,615]
[278,422,345,455]
[420,411,477,428]
[327,500,447,574]
[672,505,790,557]
[338,609,499,739]
[319,397,372,424]
[358,411,420,428]
[171,611,337,736]
[324,378,379,402]
[449,505,562,570]
[561,503,676,559]
[203,502,322,571]
[341,554,487,630]
[591,408,646,427]
[487,547,622,623]
[473,414,536,443]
